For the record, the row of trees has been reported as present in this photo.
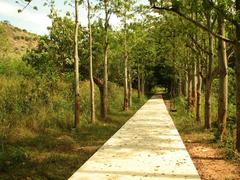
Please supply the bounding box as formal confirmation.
[22,0,156,125]
[148,0,240,152]
[74,0,138,125]
[21,0,239,153]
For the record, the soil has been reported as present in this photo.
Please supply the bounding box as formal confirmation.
[186,143,240,180]
[163,98,240,180]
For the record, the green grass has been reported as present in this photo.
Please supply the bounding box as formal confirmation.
[168,96,215,143]
[0,73,147,179]
[0,108,146,179]
[167,95,239,161]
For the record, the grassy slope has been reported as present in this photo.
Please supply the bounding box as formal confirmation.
[0,22,38,57]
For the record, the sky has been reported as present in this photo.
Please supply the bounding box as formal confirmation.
[0,0,149,35]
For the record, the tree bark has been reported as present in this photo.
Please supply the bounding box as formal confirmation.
[178,78,182,96]
[187,69,193,111]
[196,57,202,122]
[129,69,132,108]
[182,71,188,97]
[141,68,145,96]
[191,61,197,109]
[87,0,95,123]
[74,0,80,128]
[103,0,109,120]
[204,14,214,129]
[235,0,240,152]
[123,10,129,111]
[217,16,228,141]
[93,77,104,117]
[137,63,141,98]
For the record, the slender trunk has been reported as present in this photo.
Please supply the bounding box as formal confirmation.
[99,86,104,116]
[204,15,213,129]
[93,77,104,117]
[103,0,108,120]
[129,69,132,107]
[74,0,80,128]
[183,71,188,97]
[187,69,193,111]
[123,11,129,111]
[137,63,141,98]
[235,0,240,152]
[87,0,95,123]
[178,78,182,96]
[141,68,145,95]
[192,61,197,109]
[217,16,228,141]
[196,57,202,122]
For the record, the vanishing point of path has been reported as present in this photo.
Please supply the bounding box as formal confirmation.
[69,95,200,180]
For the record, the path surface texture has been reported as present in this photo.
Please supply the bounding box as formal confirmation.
[69,95,200,180]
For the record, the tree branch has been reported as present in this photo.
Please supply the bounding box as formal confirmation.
[151,5,234,44]
[189,35,213,56]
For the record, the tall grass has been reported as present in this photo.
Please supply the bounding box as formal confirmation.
[0,59,148,179]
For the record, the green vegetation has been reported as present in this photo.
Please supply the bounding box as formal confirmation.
[0,12,148,178]
[0,37,147,178]
[169,96,239,160]
[1,0,240,178]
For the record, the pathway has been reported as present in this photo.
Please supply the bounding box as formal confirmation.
[69,95,200,180]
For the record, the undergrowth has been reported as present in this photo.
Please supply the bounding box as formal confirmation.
[167,95,239,161]
[0,60,147,179]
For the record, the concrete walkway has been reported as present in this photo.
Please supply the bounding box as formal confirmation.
[69,95,200,180]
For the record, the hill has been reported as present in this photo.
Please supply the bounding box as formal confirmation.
[0,21,38,58]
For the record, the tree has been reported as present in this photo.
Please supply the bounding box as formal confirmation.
[87,0,96,123]
[235,0,240,152]
[148,0,240,152]
[217,15,228,141]
[103,0,109,120]
[73,0,80,128]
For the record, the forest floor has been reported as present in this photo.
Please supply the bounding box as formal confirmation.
[164,99,240,180]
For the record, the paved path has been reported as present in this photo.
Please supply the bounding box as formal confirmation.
[69,95,200,180]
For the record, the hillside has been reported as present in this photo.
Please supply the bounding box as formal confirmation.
[0,21,38,58]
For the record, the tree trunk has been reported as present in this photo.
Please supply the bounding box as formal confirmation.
[129,69,132,107]
[204,14,214,129]
[182,72,188,97]
[103,0,109,120]
[217,16,228,141]
[93,77,104,118]
[187,69,193,111]
[191,61,197,109]
[141,69,145,95]
[137,63,141,98]
[196,57,202,122]
[74,0,80,128]
[235,0,240,152]
[123,12,129,111]
[178,78,182,96]
[87,0,95,123]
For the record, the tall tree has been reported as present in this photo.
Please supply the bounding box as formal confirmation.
[102,0,109,120]
[123,3,129,111]
[235,0,240,152]
[73,0,80,128]
[217,15,228,141]
[87,0,96,123]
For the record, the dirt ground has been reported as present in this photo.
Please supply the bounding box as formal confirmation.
[164,99,240,180]
[186,142,240,180]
